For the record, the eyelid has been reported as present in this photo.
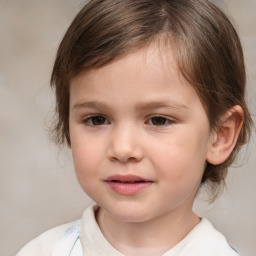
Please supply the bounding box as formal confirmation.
[146,115,175,126]
[80,114,175,126]
[82,114,110,126]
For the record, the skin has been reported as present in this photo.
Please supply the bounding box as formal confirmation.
[68,44,243,256]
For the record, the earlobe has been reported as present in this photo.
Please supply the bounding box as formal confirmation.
[206,105,244,165]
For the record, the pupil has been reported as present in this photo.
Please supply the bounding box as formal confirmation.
[152,117,166,125]
[92,116,105,125]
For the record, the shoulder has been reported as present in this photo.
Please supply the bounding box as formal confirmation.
[219,241,239,256]
[192,218,240,256]
[16,220,80,256]
[170,218,239,256]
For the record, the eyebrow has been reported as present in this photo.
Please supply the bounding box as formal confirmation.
[72,100,190,112]
[72,101,110,111]
[135,101,190,111]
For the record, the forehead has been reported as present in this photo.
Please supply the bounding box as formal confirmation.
[71,43,187,92]
[70,44,202,111]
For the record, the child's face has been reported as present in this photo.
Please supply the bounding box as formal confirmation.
[69,45,214,223]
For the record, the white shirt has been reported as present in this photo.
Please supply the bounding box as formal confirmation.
[17,204,239,256]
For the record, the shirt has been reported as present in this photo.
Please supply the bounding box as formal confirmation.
[17,204,239,256]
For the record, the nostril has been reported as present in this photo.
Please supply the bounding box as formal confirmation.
[107,133,144,162]
[108,150,144,163]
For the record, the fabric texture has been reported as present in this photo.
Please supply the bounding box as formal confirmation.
[16,204,239,256]
[51,224,82,256]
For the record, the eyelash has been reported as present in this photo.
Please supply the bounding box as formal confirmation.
[83,115,110,126]
[82,115,174,127]
[147,116,174,126]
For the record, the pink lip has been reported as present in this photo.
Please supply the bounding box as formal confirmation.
[105,175,153,195]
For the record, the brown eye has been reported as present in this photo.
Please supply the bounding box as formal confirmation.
[150,116,169,126]
[90,116,108,125]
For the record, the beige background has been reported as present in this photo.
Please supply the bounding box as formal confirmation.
[0,1,255,256]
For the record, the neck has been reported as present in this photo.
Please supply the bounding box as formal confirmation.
[96,206,200,256]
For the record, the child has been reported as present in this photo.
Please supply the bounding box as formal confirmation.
[17,0,253,255]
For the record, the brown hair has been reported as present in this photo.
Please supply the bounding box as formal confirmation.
[51,0,253,197]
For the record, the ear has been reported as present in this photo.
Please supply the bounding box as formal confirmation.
[206,105,244,165]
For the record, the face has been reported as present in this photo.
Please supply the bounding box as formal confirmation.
[69,45,214,223]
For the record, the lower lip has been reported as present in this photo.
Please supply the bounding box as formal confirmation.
[106,181,152,195]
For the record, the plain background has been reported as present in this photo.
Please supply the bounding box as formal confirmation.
[0,1,255,256]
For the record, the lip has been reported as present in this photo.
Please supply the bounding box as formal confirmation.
[105,174,153,195]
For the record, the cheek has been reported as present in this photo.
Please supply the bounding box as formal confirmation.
[149,132,208,186]
[154,147,204,204]
[71,144,102,198]
[70,132,104,184]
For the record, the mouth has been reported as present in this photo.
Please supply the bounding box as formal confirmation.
[105,175,153,195]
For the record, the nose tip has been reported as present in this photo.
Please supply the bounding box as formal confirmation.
[107,129,144,163]
[109,146,143,163]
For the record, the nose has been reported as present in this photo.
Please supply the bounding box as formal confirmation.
[107,124,144,163]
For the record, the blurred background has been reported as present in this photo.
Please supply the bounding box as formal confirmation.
[0,1,255,255]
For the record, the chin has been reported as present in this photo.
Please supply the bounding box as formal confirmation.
[102,203,154,223]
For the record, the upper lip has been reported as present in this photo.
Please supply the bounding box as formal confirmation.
[105,174,152,182]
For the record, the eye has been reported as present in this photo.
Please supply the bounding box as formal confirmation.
[84,115,109,126]
[148,116,172,126]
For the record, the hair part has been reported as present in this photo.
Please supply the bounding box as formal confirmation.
[50,0,253,199]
